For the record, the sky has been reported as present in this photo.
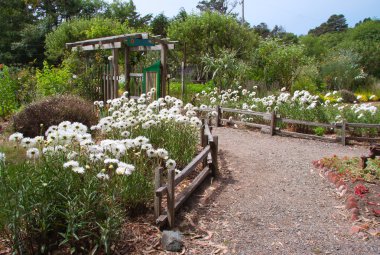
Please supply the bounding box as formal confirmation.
[129,0,379,35]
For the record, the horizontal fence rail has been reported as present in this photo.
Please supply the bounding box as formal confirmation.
[154,120,218,228]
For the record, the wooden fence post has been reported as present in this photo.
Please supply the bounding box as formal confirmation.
[341,120,347,146]
[270,111,276,136]
[154,167,163,219]
[167,168,175,228]
[216,106,222,127]
[210,135,219,176]
[201,119,206,146]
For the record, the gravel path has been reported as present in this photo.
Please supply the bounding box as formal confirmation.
[182,127,379,254]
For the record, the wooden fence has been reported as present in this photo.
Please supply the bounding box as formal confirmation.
[199,106,380,146]
[154,119,218,228]
[101,63,119,102]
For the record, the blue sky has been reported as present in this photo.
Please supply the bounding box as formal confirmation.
[129,0,379,35]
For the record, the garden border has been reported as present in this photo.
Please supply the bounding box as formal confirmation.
[154,119,218,228]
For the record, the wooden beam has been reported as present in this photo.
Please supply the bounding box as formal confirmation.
[167,169,175,229]
[174,166,211,211]
[278,118,339,129]
[112,48,119,99]
[160,43,168,97]
[129,44,174,52]
[124,46,131,96]
[275,130,339,143]
[174,145,210,186]
[129,73,143,77]
[71,42,122,51]
[210,136,218,176]
[220,107,269,117]
[66,33,146,48]
[154,167,163,219]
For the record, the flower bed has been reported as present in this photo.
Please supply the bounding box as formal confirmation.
[0,91,202,254]
[313,156,380,237]
[196,87,380,137]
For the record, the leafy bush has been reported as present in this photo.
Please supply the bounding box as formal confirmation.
[12,95,97,137]
[169,81,213,103]
[0,65,18,117]
[15,67,37,105]
[36,61,73,96]
[291,78,319,94]
[313,127,325,136]
[45,17,136,62]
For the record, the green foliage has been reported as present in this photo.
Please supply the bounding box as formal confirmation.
[151,13,170,37]
[104,0,152,28]
[169,82,213,103]
[320,49,364,91]
[317,156,380,182]
[0,0,35,65]
[168,11,259,80]
[347,20,380,78]
[14,67,38,105]
[36,61,73,96]
[313,127,325,136]
[0,66,18,117]
[308,14,348,36]
[253,38,312,90]
[196,0,234,14]
[45,17,136,62]
[202,49,250,89]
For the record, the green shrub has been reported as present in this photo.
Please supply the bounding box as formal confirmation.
[15,67,37,105]
[36,61,73,96]
[313,127,325,136]
[0,66,18,117]
[291,78,319,94]
[169,81,213,102]
[12,95,97,137]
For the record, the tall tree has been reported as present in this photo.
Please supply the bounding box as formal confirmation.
[252,22,271,38]
[196,0,238,15]
[151,13,170,37]
[168,12,259,80]
[105,0,152,28]
[308,14,348,36]
[0,0,35,65]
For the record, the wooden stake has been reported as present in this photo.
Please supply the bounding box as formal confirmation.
[210,135,219,176]
[112,48,119,98]
[216,106,222,127]
[341,120,346,146]
[154,167,163,219]
[270,111,276,136]
[167,168,175,228]
[160,43,168,97]
[124,46,131,97]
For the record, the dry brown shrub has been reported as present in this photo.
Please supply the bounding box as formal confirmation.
[12,95,97,137]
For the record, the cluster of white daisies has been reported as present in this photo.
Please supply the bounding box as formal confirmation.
[91,92,203,134]
[6,91,204,179]
[197,87,378,119]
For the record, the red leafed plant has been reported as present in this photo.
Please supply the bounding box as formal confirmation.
[354,184,369,198]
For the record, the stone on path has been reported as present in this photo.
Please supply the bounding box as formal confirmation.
[161,230,183,252]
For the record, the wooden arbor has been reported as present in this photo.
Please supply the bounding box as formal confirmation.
[66,33,175,100]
